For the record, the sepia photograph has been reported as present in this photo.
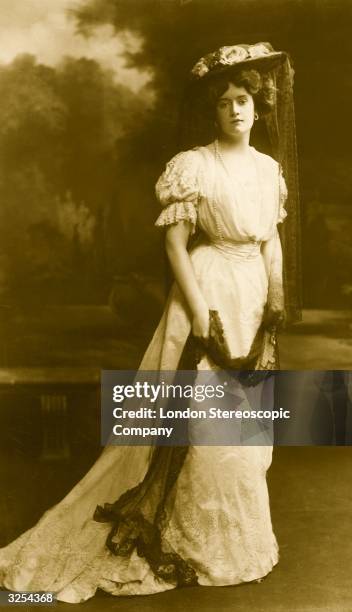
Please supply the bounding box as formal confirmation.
[0,1,351,610]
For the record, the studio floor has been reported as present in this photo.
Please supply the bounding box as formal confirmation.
[1,446,351,612]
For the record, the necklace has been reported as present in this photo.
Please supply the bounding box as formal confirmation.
[213,139,264,245]
[204,144,225,243]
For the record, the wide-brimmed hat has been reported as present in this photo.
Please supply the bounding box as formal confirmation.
[190,42,287,80]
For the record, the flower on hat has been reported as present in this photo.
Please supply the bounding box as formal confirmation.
[218,45,248,66]
[191,58,209,78]
[247,43,271,59]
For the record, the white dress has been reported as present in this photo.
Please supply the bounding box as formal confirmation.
[0,143,287,603]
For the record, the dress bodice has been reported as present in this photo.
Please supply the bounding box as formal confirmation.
[155,143,287,242]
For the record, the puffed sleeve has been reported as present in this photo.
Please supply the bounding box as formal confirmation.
[155,149,202,234]
[278,168,288,224]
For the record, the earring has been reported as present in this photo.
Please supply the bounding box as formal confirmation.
[254,112,259,121]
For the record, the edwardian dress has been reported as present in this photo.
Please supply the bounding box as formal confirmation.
[0,143,287,603]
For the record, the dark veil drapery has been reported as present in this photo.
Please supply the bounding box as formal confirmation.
[264,56,301,324]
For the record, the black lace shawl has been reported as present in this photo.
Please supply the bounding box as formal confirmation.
[93,311,278,586]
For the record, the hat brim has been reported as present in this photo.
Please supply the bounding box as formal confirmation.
[194,51,287,81]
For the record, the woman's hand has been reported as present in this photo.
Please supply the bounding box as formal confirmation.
[263,304,286,332]
[192,307,210,339]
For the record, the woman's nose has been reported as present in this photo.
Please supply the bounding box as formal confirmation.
[230,101,239,115]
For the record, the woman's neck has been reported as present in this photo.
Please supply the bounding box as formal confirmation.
[216,134,251,155]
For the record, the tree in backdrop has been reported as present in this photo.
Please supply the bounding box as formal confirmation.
[0,52,152,305]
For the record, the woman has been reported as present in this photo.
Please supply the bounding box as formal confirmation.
[0,43,299,603]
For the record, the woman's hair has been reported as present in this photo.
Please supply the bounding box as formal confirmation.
[206,69,276,117]
[179,68,277,148]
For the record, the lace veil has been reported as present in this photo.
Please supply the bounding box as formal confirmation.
[264,55,301,323]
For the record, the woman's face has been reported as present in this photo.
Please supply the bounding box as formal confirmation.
[215,82,255,139]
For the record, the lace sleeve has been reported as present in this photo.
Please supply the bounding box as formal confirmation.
[155,150,202,234]
[278,168,288,224]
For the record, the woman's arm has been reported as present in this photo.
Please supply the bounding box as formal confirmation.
[261,229,285,329]
[165,221,209,338]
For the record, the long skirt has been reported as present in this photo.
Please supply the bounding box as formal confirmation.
[0,241,278,603]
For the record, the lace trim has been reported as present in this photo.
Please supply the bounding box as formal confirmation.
[155,201,198,234]
[94,445,198,586]
[155,150,202,206]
